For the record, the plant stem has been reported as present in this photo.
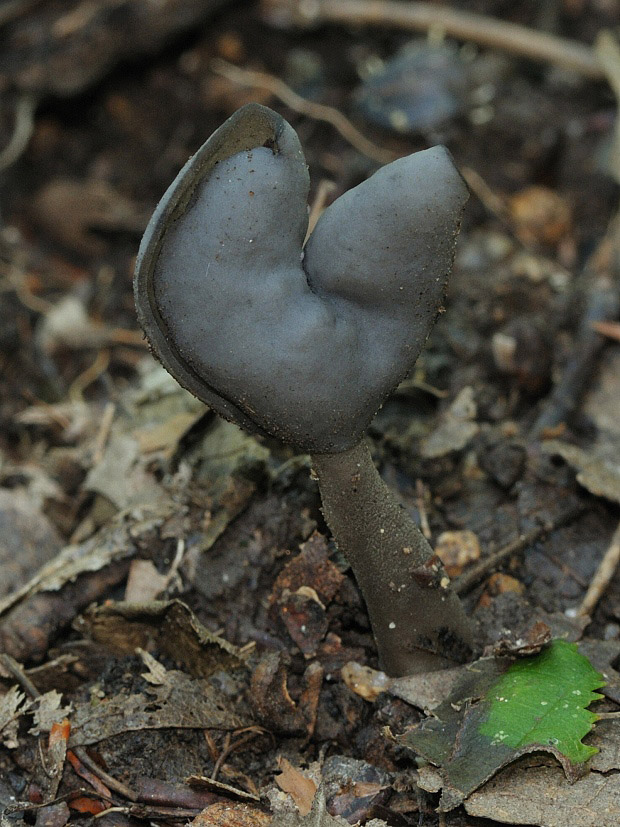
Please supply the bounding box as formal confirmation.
[312,440,473,676]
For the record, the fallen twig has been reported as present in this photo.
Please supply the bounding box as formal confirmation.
[211,728,266,781]
[530,207,620,439]
[596,31,620,184]
[92,401,116,465]
[305,179,337,244]
[68,749,138,802]
[454,505,585,594]
[210,58,398,164]
[69,349,111,402]
[0,654,140,802]
[262,0,603,79]
[0,93,37,173]
[592,320,620,341]
[576,521,620,619]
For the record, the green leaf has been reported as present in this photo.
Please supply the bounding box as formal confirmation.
[399,640,606,811]
[478,640,604,763]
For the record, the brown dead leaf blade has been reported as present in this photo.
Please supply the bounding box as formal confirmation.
[68,651,249,748]
[275,758,317,817]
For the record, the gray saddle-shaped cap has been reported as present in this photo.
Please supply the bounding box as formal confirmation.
[134,104,468,453]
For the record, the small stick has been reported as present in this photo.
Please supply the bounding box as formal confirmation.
[106,328,150,347]
[305,179,337,244]
[210,59,398,164]
[576,521,620,619]
[92,401,116,465]
[0,93,38,173]
[262,0,603,79]
[69,348,110,402]
[70,749,138,802]
[0,654,139,802]
[0,653,40,697]
[5,264,54,315]
[530,213,620,438]
[454,505,585,594]
[460,166,510,223]
[210,732,231,781]
[162,538,186,591]
[592,320,620,341]
[596,31,620,184]
[415,479,432,541]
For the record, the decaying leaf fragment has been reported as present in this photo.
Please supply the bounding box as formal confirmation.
[543,440,620,504]
[77,598,244,678]
[464,755,620,827]
[275,758,317,817]
[0,685,29,749]
[419,386,479,459]
[29,690,72,735]
[69,649,249,748]
[399,640,605,811]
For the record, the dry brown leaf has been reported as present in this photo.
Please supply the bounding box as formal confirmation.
[78,599,244,678]
[0,685,29,748]
[133,411,202,454]
[464,756,620,826]
[68,664,248,747]
[29,690,72,735]
[420,386,479,458]
[543,440,620,504]
[124,559,168,602]
[275,758,317,817]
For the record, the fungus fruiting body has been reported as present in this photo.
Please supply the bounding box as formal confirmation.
[135,104,473,676]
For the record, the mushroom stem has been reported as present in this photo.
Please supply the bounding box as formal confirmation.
[312,440,473,676]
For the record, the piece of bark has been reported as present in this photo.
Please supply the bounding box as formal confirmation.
[0,560,130,662]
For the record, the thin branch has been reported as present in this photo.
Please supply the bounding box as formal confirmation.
[92,401,116,465]
[262,0,603,79]
[0,653,40,697]
[530,210,620,438]
[596,31,620,184]
[454,505,585,595]
[69,349,110,402]
[210,59,398,165]
[305,179,336,244]
[592,320,620,341]
[577,521,620,619]
[0,94,38,173]
[0,654,139,802]
[70,748,138,802]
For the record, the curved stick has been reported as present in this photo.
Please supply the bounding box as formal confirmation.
[312,440,473,676]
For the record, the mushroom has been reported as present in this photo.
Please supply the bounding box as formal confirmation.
[134,104,473,676]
